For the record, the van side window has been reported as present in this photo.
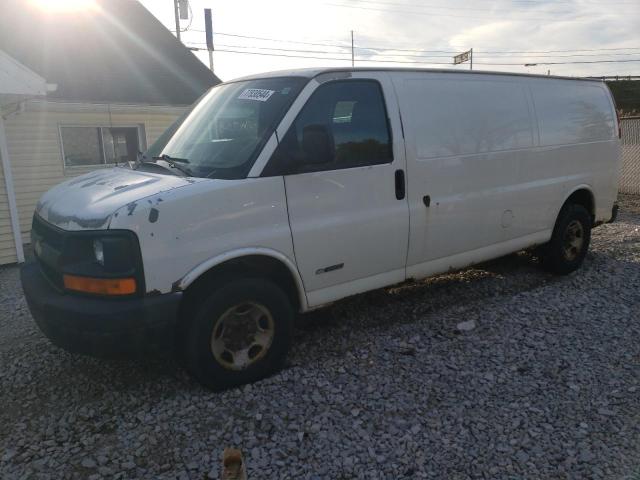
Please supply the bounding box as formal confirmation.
[265,80,392,175]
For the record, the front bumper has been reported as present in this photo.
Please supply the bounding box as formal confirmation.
[20,262,182,357]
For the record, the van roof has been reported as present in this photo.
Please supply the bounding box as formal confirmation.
[231,67,603,84]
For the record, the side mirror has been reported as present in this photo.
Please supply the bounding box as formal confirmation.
[301,124,334,165]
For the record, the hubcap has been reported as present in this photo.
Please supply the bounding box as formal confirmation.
[562,220,584,262]
[210,302,275,371]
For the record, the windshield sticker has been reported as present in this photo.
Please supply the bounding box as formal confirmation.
[238,88,275,102]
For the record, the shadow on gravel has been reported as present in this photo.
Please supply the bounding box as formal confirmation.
[295,251,550,334]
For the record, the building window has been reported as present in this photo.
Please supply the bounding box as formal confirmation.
[60,126,142,167]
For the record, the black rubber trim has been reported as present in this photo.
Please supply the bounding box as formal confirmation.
[21,261,181,357]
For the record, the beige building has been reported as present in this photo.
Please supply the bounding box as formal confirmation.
[0,0,220,265]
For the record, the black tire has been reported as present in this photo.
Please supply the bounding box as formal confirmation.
[182,277,293,391]
[540,203,592,275]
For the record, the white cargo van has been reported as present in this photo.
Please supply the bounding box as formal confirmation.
[22,68,621,390]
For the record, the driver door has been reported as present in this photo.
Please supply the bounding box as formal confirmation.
[263,74,410,307]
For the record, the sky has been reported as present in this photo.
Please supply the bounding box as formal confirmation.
[138,0,640,82]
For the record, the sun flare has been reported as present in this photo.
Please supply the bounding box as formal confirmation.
[29,0,97,13]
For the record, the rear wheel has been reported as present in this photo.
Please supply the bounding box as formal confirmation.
[182,277,293,391]
[540,203,592,275]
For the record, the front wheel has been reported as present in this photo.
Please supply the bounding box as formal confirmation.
[540,203,592,275]
[182,277,293,391]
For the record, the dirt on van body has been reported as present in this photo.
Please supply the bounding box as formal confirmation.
[1,195,639,479]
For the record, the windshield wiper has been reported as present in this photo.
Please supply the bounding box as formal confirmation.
[153,154,190,164]
[153,154,192,176]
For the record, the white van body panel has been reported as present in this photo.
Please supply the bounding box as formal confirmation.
[32,68,621,313]
[108,176,299,297]
[525,78,620,226]
[391,72,618,281]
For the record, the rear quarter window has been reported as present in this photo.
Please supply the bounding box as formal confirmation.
[532,82,616,146]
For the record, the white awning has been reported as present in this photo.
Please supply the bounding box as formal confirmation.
[0,48,52,106]
[0,49,51,263]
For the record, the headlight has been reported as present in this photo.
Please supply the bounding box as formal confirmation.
[59,231,143,296]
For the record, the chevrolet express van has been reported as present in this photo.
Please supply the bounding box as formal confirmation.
[21,68,621,390]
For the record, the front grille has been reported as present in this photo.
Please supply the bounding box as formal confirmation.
[31,214,65,290]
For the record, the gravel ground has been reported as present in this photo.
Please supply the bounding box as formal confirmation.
[1,195,640,480]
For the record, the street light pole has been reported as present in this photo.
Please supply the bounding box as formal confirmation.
[205,8,214,73]
[351,30,354,67]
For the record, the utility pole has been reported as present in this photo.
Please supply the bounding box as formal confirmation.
[173,0,181,42]
[470,48,473,71]
[351,30,354,67]
[205,8,214,73]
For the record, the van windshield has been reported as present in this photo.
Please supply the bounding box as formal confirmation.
[155,77,307,179]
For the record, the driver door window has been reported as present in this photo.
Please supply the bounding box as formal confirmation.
[266,80,392,175]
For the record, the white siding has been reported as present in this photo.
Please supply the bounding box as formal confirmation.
[0,155,18,265]
[0,100,186,264]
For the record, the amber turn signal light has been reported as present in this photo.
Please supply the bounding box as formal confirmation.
[63,274,136,295]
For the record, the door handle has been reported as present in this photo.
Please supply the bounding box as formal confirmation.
[394,169,405,200]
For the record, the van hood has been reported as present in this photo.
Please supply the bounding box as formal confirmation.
[36,167,203,231]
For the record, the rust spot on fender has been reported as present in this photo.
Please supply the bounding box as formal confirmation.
[126,202,137,216]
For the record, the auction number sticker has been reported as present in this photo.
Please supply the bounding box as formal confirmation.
[238,89,275,102]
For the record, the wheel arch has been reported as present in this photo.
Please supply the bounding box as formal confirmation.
[176,248,308,312]
[557,185,596,222]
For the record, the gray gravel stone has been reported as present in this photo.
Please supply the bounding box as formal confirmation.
[2,194,640,479]
[456,319,477,332]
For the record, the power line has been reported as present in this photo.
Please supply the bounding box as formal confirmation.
[185,29,352,50]
[182,30,640,56]
[355,44,640,54]
[357,50,640,59]
[488,59,640,66]
[189,47,360,63]
[226,43,349,56]
[188,46,640,67]
[187,42,350,56]
[186,42,640,60]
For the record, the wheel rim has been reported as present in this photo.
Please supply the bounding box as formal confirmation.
[210,302,275,371]
[562,219,584,262]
